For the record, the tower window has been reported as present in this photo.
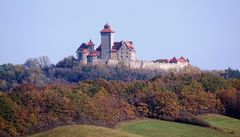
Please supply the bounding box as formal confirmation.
[121,56,123,58]
[126,56,128,58]
[121,48,123,50]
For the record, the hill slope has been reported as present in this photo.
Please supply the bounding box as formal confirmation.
[30,118,238,137]
[30,125,141,137]
[117,119,234,137]
[200,114,240,137]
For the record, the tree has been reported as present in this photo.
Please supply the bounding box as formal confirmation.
[38,56,51,68]
[180,80,223,114]
[217,88,239,118]
[56,56,78,68]
[201,73,226,93]
[147,91,179,120]
[24,58,40,69]
[224,68,240,79]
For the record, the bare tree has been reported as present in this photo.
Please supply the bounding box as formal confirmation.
[38,56,51,68]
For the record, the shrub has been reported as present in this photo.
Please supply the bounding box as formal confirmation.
[175,110,211,127]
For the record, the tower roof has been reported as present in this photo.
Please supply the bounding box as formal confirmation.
[76,43,87,51]
[86,39,94,46]
[100,23,115,33]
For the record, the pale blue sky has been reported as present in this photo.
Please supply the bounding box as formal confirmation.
[0,0,239,70]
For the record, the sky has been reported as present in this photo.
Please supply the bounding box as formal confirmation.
[0,0,239,70]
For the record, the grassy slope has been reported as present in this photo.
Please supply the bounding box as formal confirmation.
[200,114,240,137]
[117,119,234,137]
[30,116,240,137]
[30,125,142,137]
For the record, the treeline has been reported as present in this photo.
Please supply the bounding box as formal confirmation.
[1,73,240,136]
[1,56,239,92]
[0,56,168,91]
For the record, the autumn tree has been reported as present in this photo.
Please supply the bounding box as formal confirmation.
[180,80,223,114]
[217,88,240,118]
[147,91,180,120]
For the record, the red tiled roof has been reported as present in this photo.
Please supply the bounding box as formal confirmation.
[100,28,115,33]
[86,40,94,46]
[112,41,135,52]
[100,23,115,33]
[169,57,178,63]
[169,57,187,63]
[125,41,135,52]
[177,56,186,63]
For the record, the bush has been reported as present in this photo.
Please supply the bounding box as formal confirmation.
[175,110,211,127]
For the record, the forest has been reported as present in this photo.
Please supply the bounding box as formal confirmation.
[0,56,240,137]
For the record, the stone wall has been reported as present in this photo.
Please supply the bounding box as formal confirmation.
[106,59,188,71]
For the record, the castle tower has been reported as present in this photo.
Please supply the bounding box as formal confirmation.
[79,49,88,63]
[100,23,115,60]
[86,39,94,53]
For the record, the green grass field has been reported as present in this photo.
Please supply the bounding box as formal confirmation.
[118,119,233,137]
[30,114,240,137]
[30,125,141,137]
[200,114,240,137]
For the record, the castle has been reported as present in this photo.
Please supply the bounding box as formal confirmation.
[76,23,189,70]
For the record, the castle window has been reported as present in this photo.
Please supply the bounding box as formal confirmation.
[121,48,123,50]
[126,51,128,54]
[121,56,123,58]
[121,52,123,54]
[126,56,128,58]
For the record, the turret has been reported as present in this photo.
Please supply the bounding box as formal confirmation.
[86,39,94,53]
[87,50,98,63]
[79,49,88,63]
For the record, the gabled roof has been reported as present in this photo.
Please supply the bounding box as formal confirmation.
[112,41,136,52]
[77,43,88,51]
[86,39,94,46]
[169,57,178,63]
[100,23,115,33]
[77,40,94,52]
[169,57,187,63]
[178,56,186,63]
[124,41,135,52]
[112,42,122,50]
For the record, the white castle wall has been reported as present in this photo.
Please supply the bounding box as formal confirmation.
[106,59,188,71]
